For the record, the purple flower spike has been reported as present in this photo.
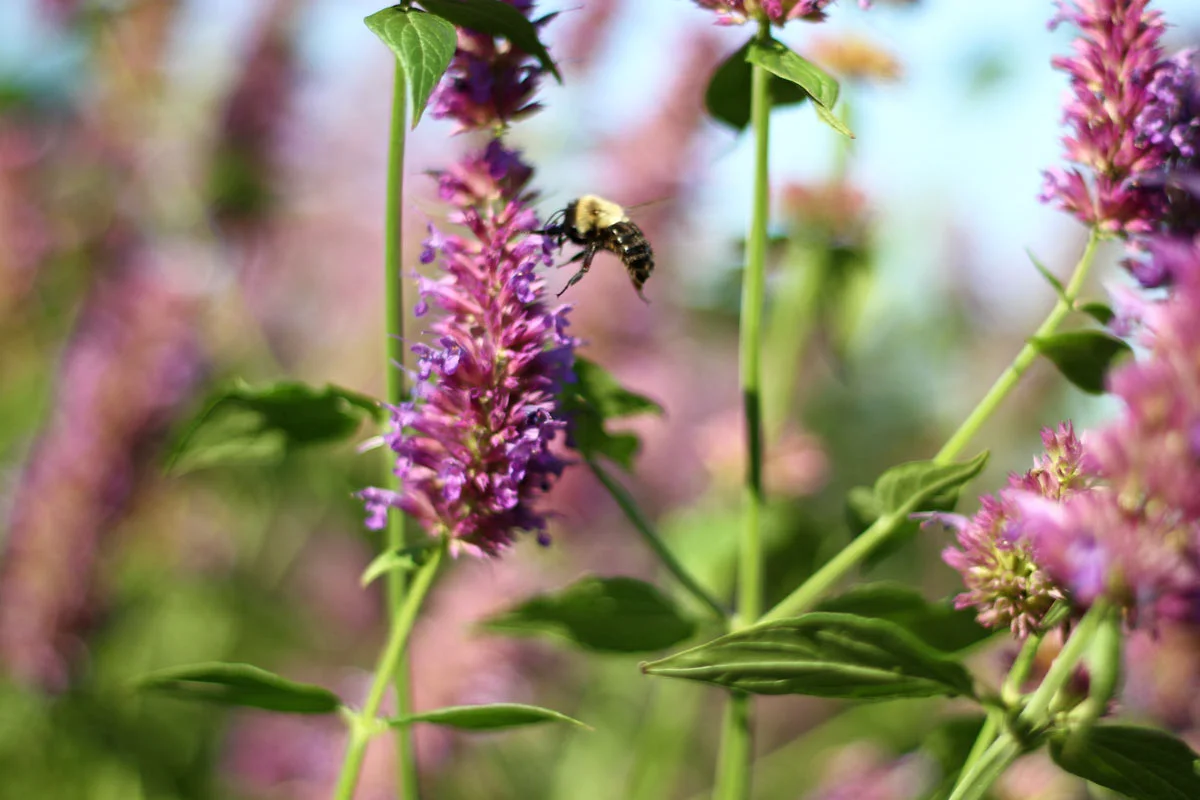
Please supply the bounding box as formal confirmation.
[1042,1,1200,247]
[360,142,577,558]
[690,0,865,26]
[430,1,551,132]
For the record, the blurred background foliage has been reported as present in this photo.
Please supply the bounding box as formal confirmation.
[3,0,1200,798]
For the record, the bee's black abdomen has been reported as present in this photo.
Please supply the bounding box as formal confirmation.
[606,221,655,289]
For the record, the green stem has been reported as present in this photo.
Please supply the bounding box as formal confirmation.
[936,229,1100,463]
[333,543,444,800]
[1002,626,1048,706]
[382,60,417,800]
[1020,600,1108,727]
[761,232,1102,622]
[713,693,753,800]
[715,22,772,800]
[587,459,725,620]
[945,732,1023,800]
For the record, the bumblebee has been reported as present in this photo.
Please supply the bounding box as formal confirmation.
[539,195,654,302]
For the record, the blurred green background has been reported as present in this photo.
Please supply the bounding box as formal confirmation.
[3,1,1200,798]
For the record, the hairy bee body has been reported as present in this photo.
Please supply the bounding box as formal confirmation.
[541,194,654,301]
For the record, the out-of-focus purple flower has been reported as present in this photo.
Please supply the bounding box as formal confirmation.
[936,423,1088,637]
[1090,241,1200,520]
[1137,50,1200,162]
[430,1,550,131]
[997,242,1200,624]
[691,0,869,26]
[0,262,201,688]
[1014,490,1200,624]
[1042,1,1200,247]
[360,141,577,558]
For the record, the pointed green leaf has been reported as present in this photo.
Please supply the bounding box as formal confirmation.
[138,662,341,714]
[642,613,975,700]
[849,451,989,566]
[746,38,852,138]
[1078,301,1115,326]
[389,703,587,731]
[572,357,663,419]
[360,543,436,587]
[559,357,661,471]
[365,7,458,127]
[705,39,810,131]
[418,0,560,81]
[1031,330,1132,394]
[815,583,993,653]
[1028,249,1067,303]
[1050,724,1200,800]
[875,451,989,514]
[166,381,382,474]
[482,576,696,653]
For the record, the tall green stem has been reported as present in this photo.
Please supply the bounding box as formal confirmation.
[715,22,772,800]
[936,229,1100,463]
[763,231,1102,621]
[587,459,726,620]
[382,60,417,799]
[1020,600,1108,725]
[333,543,444,800]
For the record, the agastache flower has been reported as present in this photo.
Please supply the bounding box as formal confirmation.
[361,141,577,558]
[1041,1,1200,247]
[690,0,869,26]
[988,243,1200,625]
[430,0,549,131]
[936,423,1087,637]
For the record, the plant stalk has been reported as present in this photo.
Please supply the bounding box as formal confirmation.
[715,20,772,799]
[587,459,725,620]
[333,543,444,800]
[383,59,417,800]
[936,229,1100,463]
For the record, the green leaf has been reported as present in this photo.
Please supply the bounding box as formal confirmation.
[572,357,663,419]
[389,703,587,731]
[1078,301,1115,326]
[360,543,436,587]
[365,7,458,127]
[167,381,382,474]
[1050,724,1200,800]
[559,357,661,472]
[1028,250,1067,303]
[849,451,989,567]
[814,583,993,653]
[746,38,852,138]
[642,613,975,700]
[482,576,696,653]
[705,39,811,131]
[418,0,560,82]
[1031,330,1132,395]
[138,662,341,714]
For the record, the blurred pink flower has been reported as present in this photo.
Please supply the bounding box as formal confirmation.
[0,262,201,688]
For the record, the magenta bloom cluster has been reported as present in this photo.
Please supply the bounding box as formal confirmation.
[690,0,868,26]
[944,240,1200,631]
[361,141,577,558]
[430,0,548,131]
[937,424,1084,637]
[1041,0,1200,243]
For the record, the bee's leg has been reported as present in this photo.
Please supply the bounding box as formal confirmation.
[556,248,596,297]
[634,284,651,305]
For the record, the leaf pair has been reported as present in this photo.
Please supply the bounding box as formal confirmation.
[137,662,583,730]
[707,37,851,137]
[365,0,560,128]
